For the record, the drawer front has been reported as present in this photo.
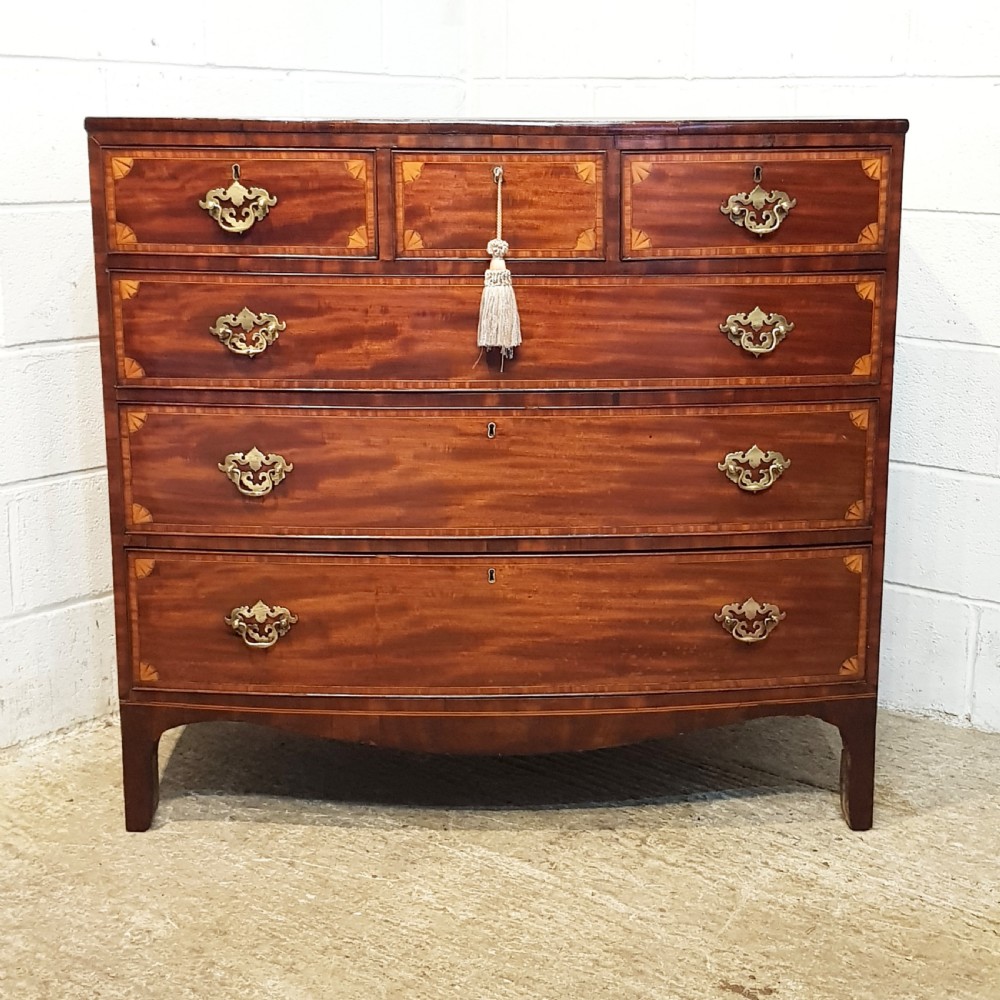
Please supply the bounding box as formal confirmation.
[623,151,889,257]
[103,150,376,255]
[121,403,874,537]
[113,273,881,389]
[394,153,604,258]
[127,548,869,695]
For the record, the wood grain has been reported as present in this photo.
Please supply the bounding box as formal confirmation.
[120,402,875,537]
[104,149,376,255]
[128,548,868,696]
[623,151,889,257]
[113,273,882,390]
[394,153,605,258]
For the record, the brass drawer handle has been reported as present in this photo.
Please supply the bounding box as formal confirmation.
[199,163,276,234]
[715,598,785,643]
[720,165,796,236]
[720,306,793,357]
[718,445,790,493]
[210,306,286,357]
[225,599,298,649]
[218,447,293,497]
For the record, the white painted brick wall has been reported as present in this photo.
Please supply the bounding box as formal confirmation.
[1,0,998,745]
[971,608,1000,730]
[0,208,98,347]
[1,344,106,485]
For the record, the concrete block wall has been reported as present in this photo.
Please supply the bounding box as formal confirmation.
[2,0,998,746]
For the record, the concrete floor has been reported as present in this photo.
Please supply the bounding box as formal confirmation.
[1,711,998,1000]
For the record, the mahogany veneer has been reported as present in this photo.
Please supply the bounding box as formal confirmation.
[113,273,882,389]
[85,118,907,831]
[623,150,889,257]
[121,402,874,537]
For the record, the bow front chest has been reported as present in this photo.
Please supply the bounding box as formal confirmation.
[85,118,906,830]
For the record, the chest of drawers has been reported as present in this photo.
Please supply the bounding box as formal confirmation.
[85,118,906,831]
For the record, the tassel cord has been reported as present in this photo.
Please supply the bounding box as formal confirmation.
[494,165,504,241]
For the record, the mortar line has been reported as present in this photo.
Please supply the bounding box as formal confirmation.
[903,207,1000,217]
[0,466,106,495]
[884,580,1000,610]
[895,334,1000,350]
[0,338,98,357]
[888,459,1000,482]
[1,590,113,626]
[0,200,89,211]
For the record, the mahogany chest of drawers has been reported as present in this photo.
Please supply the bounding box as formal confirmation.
[85,118,906,831]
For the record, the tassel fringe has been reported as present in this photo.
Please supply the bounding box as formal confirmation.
[477,237,521,360]
[477,171,521,362]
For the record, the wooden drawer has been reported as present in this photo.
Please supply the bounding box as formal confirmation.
[393,152,604,258]
[121,402,875,537]
[103,149,376,255]
[112,273,882,389]
[622,150,890,257]
[127,547,869,696]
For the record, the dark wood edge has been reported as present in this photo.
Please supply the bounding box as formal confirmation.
[86,117,909,136]
[120,692,878,756]
[120,528,875,554]
[88,135,134,701]
[103,252,891,275]
[862,131,906,690]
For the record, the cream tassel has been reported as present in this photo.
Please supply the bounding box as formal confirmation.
[477,167,521,360]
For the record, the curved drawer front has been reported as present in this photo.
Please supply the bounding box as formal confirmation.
[127,548,869,696]
[393,152,605,258]
[121,403,874,537]
[623,150,890,258]
[113,273,881,389]
[103,149,376,255]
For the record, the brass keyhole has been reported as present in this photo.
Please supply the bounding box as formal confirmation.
[753,165,762,184]
[487,568,496,584]
[487,422,497,439]
[232,163,241,180]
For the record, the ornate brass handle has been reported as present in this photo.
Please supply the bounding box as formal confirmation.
[225,599,298,649]
[210,306,286,357]
[715,598,785,643]
[720,165,796,236]
[199,163,276,234]
[718,445,790,493]
[720,307,794,357]
[218,447,293,497]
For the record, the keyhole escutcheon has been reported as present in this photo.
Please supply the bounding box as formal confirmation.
[487,422,497,439]
[487,568,496,584]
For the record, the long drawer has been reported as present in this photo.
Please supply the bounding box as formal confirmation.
[121,402,875,537]
[112,273,882,389]
[127,547,869,696]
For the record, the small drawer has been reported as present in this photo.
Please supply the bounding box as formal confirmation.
[120,402,875,538]
[622,150,890,258]
[103,149,376,255]
[126,547,869,696]
[393,152,605,258]
[112,272,882,390]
